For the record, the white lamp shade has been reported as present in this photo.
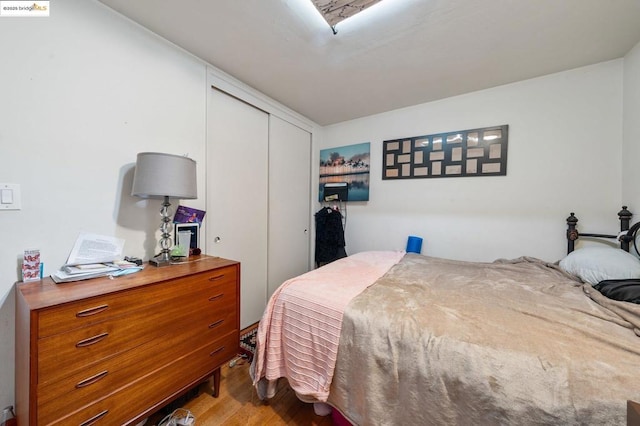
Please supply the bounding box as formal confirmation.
[132,152,197,199]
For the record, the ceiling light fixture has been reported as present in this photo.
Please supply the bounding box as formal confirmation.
[310,0,384,34]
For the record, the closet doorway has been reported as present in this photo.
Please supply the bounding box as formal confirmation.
[268,115,311,299]
[207,85,312,329]
[207,87,269,328]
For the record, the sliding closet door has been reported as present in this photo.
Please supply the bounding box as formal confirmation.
[268,116,311,299]
[207,87,268,329]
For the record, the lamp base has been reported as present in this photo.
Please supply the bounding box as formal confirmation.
[149,253,172,267]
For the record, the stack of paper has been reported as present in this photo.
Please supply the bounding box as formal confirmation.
[51,233,136,284]
[52,263,120,283]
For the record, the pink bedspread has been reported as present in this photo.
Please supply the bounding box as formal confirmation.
[251,251,405,401]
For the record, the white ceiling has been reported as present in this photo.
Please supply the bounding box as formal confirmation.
[96,0,640,126]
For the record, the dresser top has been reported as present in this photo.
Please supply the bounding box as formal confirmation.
[17,255,239,310]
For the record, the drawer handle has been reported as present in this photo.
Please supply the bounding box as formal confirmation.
[210,346,225,356]
[208,293,224,302]
[76,370,109,388]
[208,319,224,329]
[79,409,109,426]
[208,274,224,281]
[76,332,109,348]
[76,304,109,318]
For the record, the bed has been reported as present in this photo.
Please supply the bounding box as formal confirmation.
[251,208,640,425]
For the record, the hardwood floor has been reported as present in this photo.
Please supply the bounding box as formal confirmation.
[148,357,334,425]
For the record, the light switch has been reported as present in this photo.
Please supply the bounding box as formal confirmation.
[0,183,21,210]
[1,188,12,204]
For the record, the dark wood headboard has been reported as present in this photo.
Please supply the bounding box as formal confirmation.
[566,206,632,254]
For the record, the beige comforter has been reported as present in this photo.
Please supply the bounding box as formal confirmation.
[329,254,640,425]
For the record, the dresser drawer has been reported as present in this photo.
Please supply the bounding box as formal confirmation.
[38,266,238,337]
[37,317,238,425]
[37,277,238,385]
[48,331,239,426]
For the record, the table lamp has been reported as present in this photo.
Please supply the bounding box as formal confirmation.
[132,152,197,266]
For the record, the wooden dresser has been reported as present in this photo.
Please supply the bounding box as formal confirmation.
[15,255,240,425]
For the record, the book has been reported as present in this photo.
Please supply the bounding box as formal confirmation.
[173,205,206,224]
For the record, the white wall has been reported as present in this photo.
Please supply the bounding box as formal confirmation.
[318,61,624,263]
[0,0,207,408]
[623,41,640,211]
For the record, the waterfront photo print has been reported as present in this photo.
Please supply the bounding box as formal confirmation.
[319,142,370,201]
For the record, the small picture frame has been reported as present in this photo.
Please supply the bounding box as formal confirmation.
[175,223,200,249]
[22,249,41,282]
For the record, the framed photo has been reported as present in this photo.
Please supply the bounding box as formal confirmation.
[174,223,200,249]
[382,125,508,180]
[319,142,370,201]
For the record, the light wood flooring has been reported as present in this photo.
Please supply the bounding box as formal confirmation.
[147,357,334,425]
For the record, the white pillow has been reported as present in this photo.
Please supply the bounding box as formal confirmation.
[559,246,640,285]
